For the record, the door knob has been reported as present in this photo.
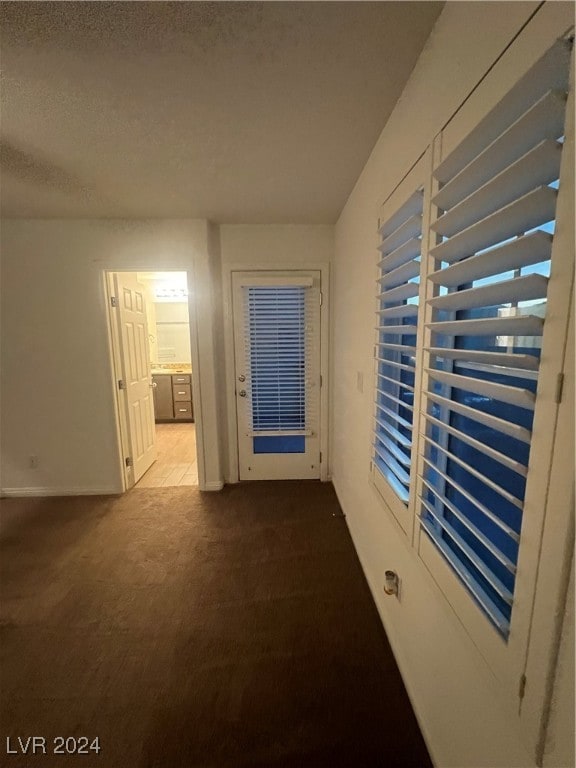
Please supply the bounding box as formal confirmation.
[239,390,247,397]
[150,382,157,388]
[238,375,246,382]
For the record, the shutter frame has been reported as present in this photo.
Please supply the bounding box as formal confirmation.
[416,37,572,643]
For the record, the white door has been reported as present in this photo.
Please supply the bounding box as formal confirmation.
[232,271,321,480]
[114,272,156,484]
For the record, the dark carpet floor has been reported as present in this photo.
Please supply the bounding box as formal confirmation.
[0,481,432,767]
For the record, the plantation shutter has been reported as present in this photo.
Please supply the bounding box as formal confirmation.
[243,278,317,440]
[373,182,424,515]
[418,39,571,637]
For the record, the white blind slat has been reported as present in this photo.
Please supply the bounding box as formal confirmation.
[380,214,422,254]
[378,237,422,269]
[421,456,520,541]
[379,189,424,237]
[434,89,567,205]
[420,506,514,604]
[376,324,418,335]
[428,314,544,337]
[430,186,557,265]
[374,416,412,448]
[428,274,548,312]
[421,523,511,634]
[427,368,536,410]
[424,412,528,476]
[376,402,413,431]
[377,387,414,412]
[426,347,539,371]
[433,40,570,182]
[422,433,524,507]
[378,369,415,387]
[375,433,411,466]
[379,259,421,288]
[427,392,532,443]
[432,139,561,238]
[379,282,420,303]
[419,487,517,572]
[428,231,552,287]
[377,342,417,354]
[377,304,419,319]
[376,357,417,374]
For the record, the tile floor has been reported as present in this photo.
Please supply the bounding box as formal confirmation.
[135,422,198,487]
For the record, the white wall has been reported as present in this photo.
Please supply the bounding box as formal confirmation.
[0,219,222,493]
[220,224,333,267]
[332,3,574,767]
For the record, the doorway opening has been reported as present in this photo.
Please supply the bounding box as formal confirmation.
[107,270,198,490]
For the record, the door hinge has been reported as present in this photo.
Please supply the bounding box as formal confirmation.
[319,452,322,463]
[118,379,125,390]
[319,292,323,307]
[555,373,564,404]
[320,375,323,388]
[519,674,527,700]
[125,456,133,468]
[110,296,118,308]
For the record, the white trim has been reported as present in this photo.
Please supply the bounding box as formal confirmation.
[0,487,121,498]
[185,264,208,491]
[235,276,314,287]
[203,480,224,492]
[103,267,207,493]
[103,271,131,493]
[222,262,330,484]
[414,25,575,742]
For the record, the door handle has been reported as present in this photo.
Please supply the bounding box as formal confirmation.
[150,382,157,388]
[238,375,246,382]
[238,390,247,397]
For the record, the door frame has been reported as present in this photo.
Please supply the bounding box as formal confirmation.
[104,269,205,491]
[223,263,330,483]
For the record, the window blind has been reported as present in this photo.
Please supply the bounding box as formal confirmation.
[243,284,317,438]
[419,40,571,637]
[373,188,424,503]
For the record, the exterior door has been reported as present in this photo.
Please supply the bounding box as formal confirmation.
[114,272,156,483]
[232,271,321,480]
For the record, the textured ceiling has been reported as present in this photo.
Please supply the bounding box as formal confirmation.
[0,2,443,222]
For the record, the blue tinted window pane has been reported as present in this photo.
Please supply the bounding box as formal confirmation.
[253,436,305,454]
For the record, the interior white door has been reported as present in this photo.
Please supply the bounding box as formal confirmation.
[114,272,156,484]
[232,271,321,480]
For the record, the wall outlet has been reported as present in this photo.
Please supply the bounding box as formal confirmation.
[29,455,39,469]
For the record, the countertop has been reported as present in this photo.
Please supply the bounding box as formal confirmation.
[151,366,192,375]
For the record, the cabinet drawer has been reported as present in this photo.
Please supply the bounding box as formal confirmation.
[173,384,191,402]
[174,402,193,419]
[172,374,191,385]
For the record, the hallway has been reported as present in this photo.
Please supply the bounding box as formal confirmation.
[0,482,431,767]
[136,423,198,488]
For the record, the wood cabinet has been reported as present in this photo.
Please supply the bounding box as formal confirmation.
[152,374,194,422]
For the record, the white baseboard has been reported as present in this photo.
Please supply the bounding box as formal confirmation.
[0,486,120,498]
[202,480,224,491]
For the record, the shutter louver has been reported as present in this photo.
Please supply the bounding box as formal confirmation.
[374,188,424,504]
[419,40,571,637]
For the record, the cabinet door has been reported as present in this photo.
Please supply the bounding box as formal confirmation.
[152,375,174,421]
